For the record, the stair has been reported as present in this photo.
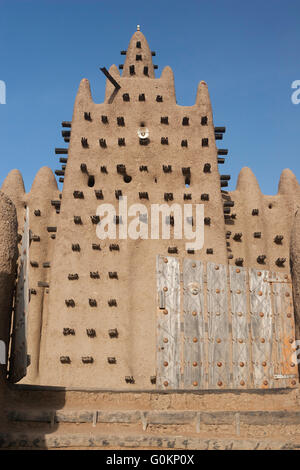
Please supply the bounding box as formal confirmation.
[2,385,300,449]
[2,408,300,449]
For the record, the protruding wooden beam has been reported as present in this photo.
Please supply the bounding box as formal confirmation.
[220,175,231,181]
[215,127,226,133]
[55,148,68,154]
[62,130,71,138]
[100,67,121,90]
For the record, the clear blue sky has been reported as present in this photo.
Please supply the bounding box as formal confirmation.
[0,0,299,194]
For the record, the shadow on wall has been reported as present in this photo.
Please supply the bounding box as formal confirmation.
[0,378,66,449]
[0,192,66,449]
[0,281,66,450]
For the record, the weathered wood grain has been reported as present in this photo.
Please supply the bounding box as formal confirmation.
[156,255,180,389]
[183,259,205,389]
[9,207,29,382]
[271,271,297,388]
[207,262,230,389]
[249,268,273,389]
[156,257,297,391]
[229,266,249,389]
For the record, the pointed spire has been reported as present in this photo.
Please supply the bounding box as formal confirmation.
[122,29,155,78]
[30,167,57,195]
[236,167,261,193]
[278,168,300,195]
[160,66,174,84]
[74,78,93,110]
[104,65,121,101]
[0,192,17,272]
[1,169,25,202]
[195,80,212,116]
[160,66,176,100]
[1,169,26,231]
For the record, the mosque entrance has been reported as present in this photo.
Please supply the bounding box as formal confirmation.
[156,255,298,391]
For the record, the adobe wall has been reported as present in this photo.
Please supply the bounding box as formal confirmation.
[1,170,25,234]
[228,168,300,273]
[0,29,299,392]
[1,168,61,383]
[0,192,18,384]
[22,168,60,382]
[38,31,228,388]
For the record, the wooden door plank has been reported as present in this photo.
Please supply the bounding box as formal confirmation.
[249,268,273,389]
[207,262,230,389]
[229,266,250,389]
[156,255,180,389]
[183,259,205,389]
[271,271,297,388]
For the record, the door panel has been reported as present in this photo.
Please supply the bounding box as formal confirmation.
[156,256,298,390]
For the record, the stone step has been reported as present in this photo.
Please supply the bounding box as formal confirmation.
[7,409,300,427]
[1,429,300,450]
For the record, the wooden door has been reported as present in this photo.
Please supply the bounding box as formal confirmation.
[156,255,298,390]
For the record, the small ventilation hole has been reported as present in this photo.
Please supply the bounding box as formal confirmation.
[123,175,132,183]
[88,175,95,187]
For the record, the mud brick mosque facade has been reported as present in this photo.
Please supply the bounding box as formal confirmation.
[1,28,300,395]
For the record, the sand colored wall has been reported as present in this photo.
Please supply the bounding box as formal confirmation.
[227,168,300,272]
[1,170,25,235]
[0,29,299,390]
[0,192,18,382]
[38,30,228,388]
[1,167,61,383]
[21,167,60,383]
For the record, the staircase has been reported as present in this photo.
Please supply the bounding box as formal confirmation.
[2,385,300,449]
